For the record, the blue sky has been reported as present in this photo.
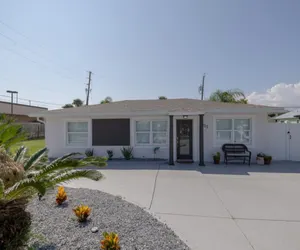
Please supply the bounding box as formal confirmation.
[0,0,300,108]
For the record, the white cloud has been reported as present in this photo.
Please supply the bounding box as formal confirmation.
[247,83,300,107]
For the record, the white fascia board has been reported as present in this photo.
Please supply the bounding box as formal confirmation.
[168,111,205,115]
[207,107,286,114]
[29,110,169,118]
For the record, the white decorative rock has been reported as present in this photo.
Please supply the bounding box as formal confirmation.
[91,227,98,233]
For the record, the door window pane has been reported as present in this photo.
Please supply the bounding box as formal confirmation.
[136,133,150,144]
[216,119,232,130]
[234,119,250,130]
[136,121,150,132]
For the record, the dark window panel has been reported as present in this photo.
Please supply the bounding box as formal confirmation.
[92,119,130,146]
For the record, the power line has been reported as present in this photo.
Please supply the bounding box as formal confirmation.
[0,94,63,107]
[0,19,79,80]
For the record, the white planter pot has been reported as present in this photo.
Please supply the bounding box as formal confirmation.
[256,157,264,165]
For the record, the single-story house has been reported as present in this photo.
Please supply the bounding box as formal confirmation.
[30,98,285,164]
[273,110,300,124]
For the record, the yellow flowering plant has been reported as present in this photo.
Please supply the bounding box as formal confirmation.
[100,232,121,250]
[72,205,91,222]
[56,186,67,205]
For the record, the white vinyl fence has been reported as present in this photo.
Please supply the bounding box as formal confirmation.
[266,123,300,161]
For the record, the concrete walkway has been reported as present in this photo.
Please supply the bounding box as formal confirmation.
[66,161,300,250]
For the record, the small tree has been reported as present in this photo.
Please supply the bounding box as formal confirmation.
[62,104,74,108]
[158,96,167,100]
[72,98,84,107]
[100,96,113,104]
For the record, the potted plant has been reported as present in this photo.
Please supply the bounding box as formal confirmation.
[213,152,221,164]
[264,155,272,165]
[256,153,265,165]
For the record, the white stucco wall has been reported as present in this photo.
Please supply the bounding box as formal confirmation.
[45,116,170,159]
[45,112,271,162]
[203,112,270,162]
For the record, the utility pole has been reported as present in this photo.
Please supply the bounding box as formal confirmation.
[6,90,18,114]
[85,71,92,105]
[199,73,206,100]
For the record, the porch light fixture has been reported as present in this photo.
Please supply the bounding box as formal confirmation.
[183,115,188,119]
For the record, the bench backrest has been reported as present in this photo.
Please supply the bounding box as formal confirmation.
[222,143,248,153]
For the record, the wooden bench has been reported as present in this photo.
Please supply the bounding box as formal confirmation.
[222,144,252,166]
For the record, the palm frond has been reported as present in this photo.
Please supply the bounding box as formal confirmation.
[79,156,107,167]
[35,155,106,180]
[13,146,27,162]
[35,158,81,180]
[228,89,246,99]
[0,115,27,150]
[48,170,103,186]
[5,178,46,199]
[0,179,4,198]
[23,147,48,170]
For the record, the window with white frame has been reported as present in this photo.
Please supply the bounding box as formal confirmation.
[66,121,88,146]
[135,120,168,145]
[215,118,252,145]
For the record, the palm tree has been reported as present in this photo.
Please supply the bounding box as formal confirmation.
[158,96,167,100]
[100,96,112,104]
[0,115,107,249]
[209,89,248,103]
[0,115,27,150]
[72,98,84,107]
[2,147,106,199]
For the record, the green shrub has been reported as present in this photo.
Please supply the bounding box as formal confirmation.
[121,147,133,160]
[85,148,94,157]
[0,197,31,250]
[107,150,114,160]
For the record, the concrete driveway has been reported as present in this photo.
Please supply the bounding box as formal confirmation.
[66,161,300,250]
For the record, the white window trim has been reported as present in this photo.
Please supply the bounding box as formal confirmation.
[213,115,255,147]
[64,119,91,148]
[134,119,169,147]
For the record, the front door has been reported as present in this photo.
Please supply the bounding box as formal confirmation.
[176,119,193,160]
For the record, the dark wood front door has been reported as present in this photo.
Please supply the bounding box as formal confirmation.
[176,120,193,160]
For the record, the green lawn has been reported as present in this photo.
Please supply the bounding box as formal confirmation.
[11,139,45,156]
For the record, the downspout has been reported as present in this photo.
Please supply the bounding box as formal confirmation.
[37,117,45,124]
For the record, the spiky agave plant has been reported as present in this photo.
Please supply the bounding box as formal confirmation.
[0,147,106,249]
[0,179,31,250]
[3,147,107,200]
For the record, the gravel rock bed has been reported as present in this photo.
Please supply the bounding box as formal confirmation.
[27,187,190,250]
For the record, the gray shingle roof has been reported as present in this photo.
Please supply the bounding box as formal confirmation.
[31,99,284,117]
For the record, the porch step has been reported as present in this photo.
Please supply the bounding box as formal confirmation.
[176,159,194,164]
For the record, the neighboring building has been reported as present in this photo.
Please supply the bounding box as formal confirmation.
[0,101,47,122]
[273,110,300,124]
[30,98,285,163]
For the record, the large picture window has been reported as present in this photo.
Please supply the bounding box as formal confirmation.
[215,118,252,145]
[66,121,88,146]
[135,120,167,145]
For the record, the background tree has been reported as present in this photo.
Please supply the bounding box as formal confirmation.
[158,96,167,100]
[72,98,84,107]
[100,96,113,104]
[209,89,248,103]
[62,104,74,108]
